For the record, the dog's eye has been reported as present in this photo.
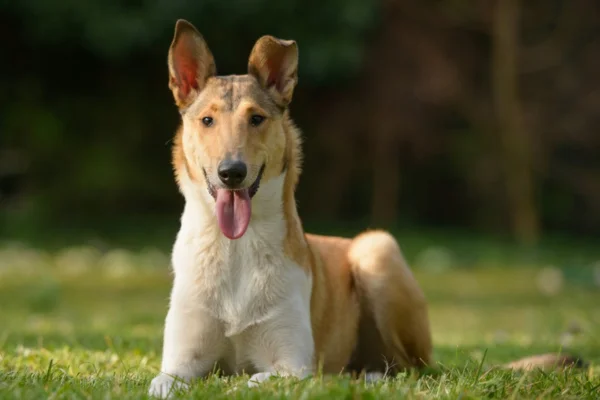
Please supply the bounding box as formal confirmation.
[201,117,214,127]
[250,115,265,127]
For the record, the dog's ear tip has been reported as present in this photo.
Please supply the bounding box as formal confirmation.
[279,38,297,47]
[175,19,192,27]
[248,35,299,107]
[168,19,215,109]
[256,35,297,49]
[173,19,200,36]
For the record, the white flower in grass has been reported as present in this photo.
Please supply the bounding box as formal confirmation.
[16,345,33,357]
[536,266,564,296]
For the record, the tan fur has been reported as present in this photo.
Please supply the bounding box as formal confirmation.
[151,20,584,396]
[503,353,587,371]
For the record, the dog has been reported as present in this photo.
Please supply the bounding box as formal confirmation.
[149,19,584,398]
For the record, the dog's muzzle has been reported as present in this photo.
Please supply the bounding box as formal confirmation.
[203,164,265,200]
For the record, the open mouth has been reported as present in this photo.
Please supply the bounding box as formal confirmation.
[203,164,264,200]
[203,164,265,240]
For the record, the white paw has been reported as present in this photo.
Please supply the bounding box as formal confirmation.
[148,373,189,398]
[247,371,276,387]
[364,372,384,383]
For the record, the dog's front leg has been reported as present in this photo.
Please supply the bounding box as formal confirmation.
[245,304,314,387]
[149,288,226,398]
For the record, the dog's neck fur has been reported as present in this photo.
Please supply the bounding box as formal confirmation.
[171,110,312,272]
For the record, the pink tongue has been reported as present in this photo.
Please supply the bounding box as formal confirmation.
[215,189,251,239]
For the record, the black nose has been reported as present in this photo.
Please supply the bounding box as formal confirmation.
[218,160,247,187]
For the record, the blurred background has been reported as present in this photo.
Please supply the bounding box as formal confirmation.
[1,2,600,387]
[1,0,599,249]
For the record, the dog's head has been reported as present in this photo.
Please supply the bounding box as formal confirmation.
[168,20,298,240]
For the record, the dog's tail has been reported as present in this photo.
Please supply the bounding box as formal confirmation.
[502,353,587,371]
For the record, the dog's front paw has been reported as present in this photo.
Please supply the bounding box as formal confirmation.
[148,373,189,398]
[247,371,277,387]
[364,372,385,383]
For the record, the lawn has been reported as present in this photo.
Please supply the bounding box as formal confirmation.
[0,227,599,399]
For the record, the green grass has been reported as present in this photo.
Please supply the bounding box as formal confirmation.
[0,234,599,399]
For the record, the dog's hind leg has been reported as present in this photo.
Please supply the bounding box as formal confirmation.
[347,230,433,375]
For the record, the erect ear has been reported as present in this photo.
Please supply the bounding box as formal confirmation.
[167,19,216,109]
[248,35,298,107]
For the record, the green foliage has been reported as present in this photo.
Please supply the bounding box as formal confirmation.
[9,0,380,82]
[2,0,599,237]
[0,0,382,226]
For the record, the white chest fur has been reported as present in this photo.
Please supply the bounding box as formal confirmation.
[170,175,311,337]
